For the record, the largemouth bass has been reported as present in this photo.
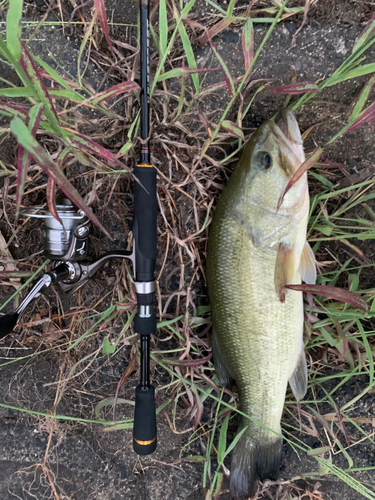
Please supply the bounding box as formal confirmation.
[206,110,316,499]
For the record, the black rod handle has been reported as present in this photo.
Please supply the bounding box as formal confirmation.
[133,166,157,282]
[133,384,157,455]
[0,313,19,339]
[133,327,157,455]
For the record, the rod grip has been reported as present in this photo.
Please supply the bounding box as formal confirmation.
[133,385,157,455]
[133,166,157,282]
[0,313,18,339]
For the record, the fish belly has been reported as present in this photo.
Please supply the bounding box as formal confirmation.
[207,216,304,440]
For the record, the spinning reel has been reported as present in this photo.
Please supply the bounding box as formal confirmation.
[0,199,134,337]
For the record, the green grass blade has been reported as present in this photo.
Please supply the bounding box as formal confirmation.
[217,414,229,463]
[19,42,60,133]
[159,0,168,57]
[326,63,375,87]
[0,36,14,62]
[68,305,116,350]
[241,18,254,77]
[90,80,139,104]
[198,18,232,46]
[0,402,119,425]
[221,426,247,461]
[15,103,43,216]
[0,38,32,90]
[48,89,86,102]
[177,20,199,92]
[202,0,227,15]
[93,0,113,53]
[353,15,375,52]
[156,67,215,82]
[33,54,84,92]
[10,117,109,236]
[226,0,237,17]
[0,261,48,313]
[293,34,375,110]
[315,459,375,500]
[6,0,22,60]
[349,75,375,123]
[77,13,96,87]
[356,320,374,386]
[209,40,235,96]
[0,87,34,97]
[181,0,199,19]
[221,120,244,140]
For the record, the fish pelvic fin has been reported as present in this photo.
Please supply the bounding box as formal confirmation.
[289,350,308,402]
[274,243,295,303]
[212,329,234,386]
[299,241,316,285]
[230,424,283,500]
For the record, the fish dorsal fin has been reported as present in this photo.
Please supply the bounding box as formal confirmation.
[289,350,308,402]
[274,243,295,303]
[299,241,316,285]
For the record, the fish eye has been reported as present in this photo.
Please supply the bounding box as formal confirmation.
[259,153,272,169]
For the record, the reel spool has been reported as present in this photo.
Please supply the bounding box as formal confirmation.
[21,199,90,261]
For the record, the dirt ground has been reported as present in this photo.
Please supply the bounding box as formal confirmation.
[1,0,375,499]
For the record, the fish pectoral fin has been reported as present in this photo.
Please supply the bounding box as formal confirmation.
[289,350,308,402]
[299,241,317,284]
[274,243,295,303]
[212,329,234,387]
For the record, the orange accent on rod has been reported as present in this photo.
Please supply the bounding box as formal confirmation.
[134,436,156,446]
[137,164,153,168]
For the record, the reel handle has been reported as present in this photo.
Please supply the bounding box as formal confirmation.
[0,265,69,339]
[0,313,18,339]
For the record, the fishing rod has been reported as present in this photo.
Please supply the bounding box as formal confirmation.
[0,0,157,456]
[131,0,158,455]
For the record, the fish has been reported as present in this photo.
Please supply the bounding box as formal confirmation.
[206,110,316,499]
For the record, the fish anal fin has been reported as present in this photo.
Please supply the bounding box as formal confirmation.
[212,329,234,387]
[299,241,316,284]
[274,243,295,303]
[289,350,308,402]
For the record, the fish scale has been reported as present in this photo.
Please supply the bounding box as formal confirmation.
[206,110,316,499]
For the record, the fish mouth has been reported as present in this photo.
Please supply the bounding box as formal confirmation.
[274,109,305,165]
[252,110,304,178]
[244,110,305,178]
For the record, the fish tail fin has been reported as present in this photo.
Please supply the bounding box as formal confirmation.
[230,423,283,499]
[230,428,257,500]
[256,436,283,482]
